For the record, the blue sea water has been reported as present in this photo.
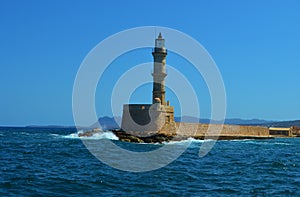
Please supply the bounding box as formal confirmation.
[0,127,299,196]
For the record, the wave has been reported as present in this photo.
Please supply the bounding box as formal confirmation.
[52,131,119,140]
[242,140,291,146]
[12,131,31,136]
[162,138,212,145]
[224,139,253,142]
[272,142,291,146]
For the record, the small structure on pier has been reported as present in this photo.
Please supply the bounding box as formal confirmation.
[269,126,300,137]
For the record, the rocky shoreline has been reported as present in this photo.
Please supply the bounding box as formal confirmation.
[78,129,174,143]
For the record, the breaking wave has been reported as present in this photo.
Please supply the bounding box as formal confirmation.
[53,131,119,140]
[242,140,291,146]
[162,138,212,145]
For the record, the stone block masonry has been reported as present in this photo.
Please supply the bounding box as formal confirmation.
[166,123,270,138]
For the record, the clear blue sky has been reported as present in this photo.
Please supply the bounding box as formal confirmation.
[0,0,299,126]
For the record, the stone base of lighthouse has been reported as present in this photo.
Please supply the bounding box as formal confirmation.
[121,103,175,135]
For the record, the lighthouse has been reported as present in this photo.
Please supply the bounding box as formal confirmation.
[121,33,175,133]
[152,33,167,105]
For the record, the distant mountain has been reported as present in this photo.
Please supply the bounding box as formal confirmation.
[224,118,273,126]
[264,120,300,127]
[26,125,75,129]
[175,116,273,126]
[90,116,121,130]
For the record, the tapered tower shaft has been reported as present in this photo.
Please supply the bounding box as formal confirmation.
[152,33,167,105]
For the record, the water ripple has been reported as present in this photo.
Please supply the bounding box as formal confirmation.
[0,127,299,195]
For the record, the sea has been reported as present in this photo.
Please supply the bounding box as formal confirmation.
[1,127,299,196]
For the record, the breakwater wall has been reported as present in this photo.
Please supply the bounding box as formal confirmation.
[159,122,270,139]
[111,122,272,143]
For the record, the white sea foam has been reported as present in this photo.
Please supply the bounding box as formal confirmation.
[273,142,291,146]
[226,139,253,142]
[18,132,31,136]
[162,138,211,145]
[59,131,119,140]
[243,140,291,146]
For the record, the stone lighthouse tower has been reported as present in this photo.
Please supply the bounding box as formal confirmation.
[121,33,175,133]
[152,33,167,105]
